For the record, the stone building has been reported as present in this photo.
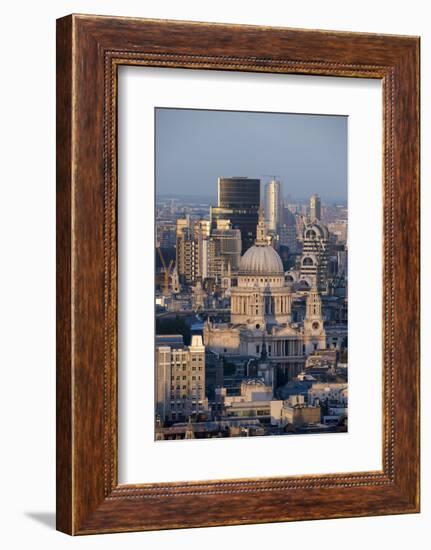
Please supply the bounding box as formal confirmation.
[204,209,325,382]
[308,383,348,406]
[271,394,321,428]
[299,220,330,292]
[175,218,210,286]
[303,284,327,354]
[155,334,208,422]
[224,379,274,418]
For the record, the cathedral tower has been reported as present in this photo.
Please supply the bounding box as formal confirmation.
[303,285,326,354]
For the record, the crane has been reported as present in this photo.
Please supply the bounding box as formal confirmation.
[156,246,173,296]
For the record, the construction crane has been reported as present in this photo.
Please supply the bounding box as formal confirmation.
[156,246,173,296]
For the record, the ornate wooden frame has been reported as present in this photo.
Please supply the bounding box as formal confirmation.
[56,14,420,535]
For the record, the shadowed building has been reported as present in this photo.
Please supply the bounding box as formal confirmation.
[210,177,260,253]
[208,220,241,291]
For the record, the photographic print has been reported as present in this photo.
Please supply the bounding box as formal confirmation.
[155,108,348,441]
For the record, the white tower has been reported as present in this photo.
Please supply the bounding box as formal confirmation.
[303,285,326,355]
[265,179,283,233]
[309,194,321,222]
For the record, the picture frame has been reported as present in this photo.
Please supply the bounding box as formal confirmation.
[56,14,420,535]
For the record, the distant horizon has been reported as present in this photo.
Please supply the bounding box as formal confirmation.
[155,108,348,202]
[155,191,348,206]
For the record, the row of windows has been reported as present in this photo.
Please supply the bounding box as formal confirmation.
[240,277,282,283]
[171,386,203,392]
[173,365,203,372]
[170,400,204,405]
[228,409,269,417]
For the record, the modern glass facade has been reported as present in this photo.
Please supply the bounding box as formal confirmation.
[212,177,261,252]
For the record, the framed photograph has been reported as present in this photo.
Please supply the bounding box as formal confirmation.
[56,14,420,534]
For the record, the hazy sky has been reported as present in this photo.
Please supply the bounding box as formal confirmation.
[155,108,347,203]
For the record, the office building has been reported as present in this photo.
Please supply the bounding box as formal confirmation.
[264,179,283,233]
[155,334,208,423]
[208,220,241,286]
[309,193,322,222]
[279,206,298,253]
[175,218,210,286]
[175,218,195,285]
[210,177,260,253]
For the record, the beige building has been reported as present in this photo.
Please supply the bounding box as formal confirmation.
[308,383,348,406]
[265,179,283,233]
[155,334,208,423]
[309,193,321,222]
[221,379,280,421]
[271,395,321,428]
[175,218,210,286]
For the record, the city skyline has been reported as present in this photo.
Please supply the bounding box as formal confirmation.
[155,108,348,203]
[154,110,348,441]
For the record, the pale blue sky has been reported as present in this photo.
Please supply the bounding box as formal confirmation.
[155,108,347,203]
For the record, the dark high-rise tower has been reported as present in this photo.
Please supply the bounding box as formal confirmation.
[210,177,260,253]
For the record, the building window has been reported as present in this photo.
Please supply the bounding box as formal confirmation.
[256,345,260,354]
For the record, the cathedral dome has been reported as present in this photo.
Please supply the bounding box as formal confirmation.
[239,244,284,275]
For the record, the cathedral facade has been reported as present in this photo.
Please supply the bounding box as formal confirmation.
[204,209,326,382]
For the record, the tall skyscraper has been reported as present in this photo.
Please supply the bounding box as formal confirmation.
[210,177,260,253]
[309,194,322,222]
[264,179,283,233]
